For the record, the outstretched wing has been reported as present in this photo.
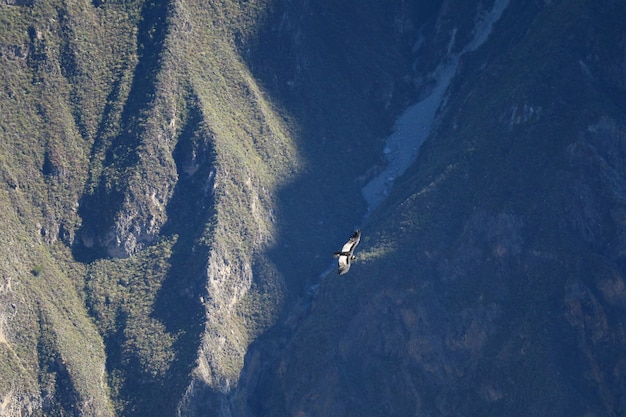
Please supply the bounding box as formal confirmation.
[336,230,361,275]
[340,230,361,254]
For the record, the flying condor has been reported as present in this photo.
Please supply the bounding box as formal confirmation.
[333,229,361,275]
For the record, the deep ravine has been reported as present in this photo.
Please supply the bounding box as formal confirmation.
[222,2,512,416]
[361,0,510,214]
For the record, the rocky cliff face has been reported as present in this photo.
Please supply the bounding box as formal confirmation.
[0,0,625,416]
[245,1,626,416]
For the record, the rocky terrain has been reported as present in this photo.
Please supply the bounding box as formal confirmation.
[1,0,625,416]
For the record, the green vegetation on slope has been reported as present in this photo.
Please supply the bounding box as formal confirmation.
[1,0,308,414]
[0,0,144,414]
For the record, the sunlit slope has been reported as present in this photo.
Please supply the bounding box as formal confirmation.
[0,1,140,415]
[1,0,298,415]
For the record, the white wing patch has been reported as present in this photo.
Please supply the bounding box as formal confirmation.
[341,240,354,253]
[337,254,350,275]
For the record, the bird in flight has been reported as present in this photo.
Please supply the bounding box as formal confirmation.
[333,230,361,275]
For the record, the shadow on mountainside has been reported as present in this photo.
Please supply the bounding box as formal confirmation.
[243,0,437,297]
[216,1,446,415]
[74,1,215,413]
[240,1,626,415]
[74,0,171,262]
[150,97,216,415]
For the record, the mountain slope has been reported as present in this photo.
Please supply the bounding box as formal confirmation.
[1,0,301,415]
[250,1,626,416]
[1,0,418,414]
[1,0,626,416]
